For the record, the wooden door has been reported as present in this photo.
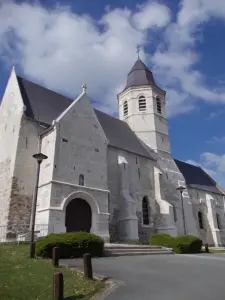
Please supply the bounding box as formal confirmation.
[65,198,92,233]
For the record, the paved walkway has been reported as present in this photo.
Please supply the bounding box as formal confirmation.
[61,254,225,300]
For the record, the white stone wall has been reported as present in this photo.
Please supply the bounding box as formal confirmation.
[118,85,171,154]
[36,93,110,240]
[118,72,200,238]
[9,117,42,231]
[0,69,24,233]
[188,187,225,246]
[155,153,199,237]
[107,146,157,242]
[53,93,108,190]
[39,127,56,186]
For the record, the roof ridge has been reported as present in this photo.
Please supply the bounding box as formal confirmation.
[17,76,121,122]
[94,108,125,122]
[200,166,217,185]
[174,158,201,169]
[128,58,151,74]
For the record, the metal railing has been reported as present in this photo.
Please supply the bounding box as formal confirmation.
[0,224,54,243]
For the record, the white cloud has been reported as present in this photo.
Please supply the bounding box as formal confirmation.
[0,0,225,118]
[0,0,170,115]
[206,136,225,143]
[133,1,171,30]
[206,111,220,120]
[186,159,199,166]
[151,0,225,116]
[166,89,195,117]
[186,158,216,177]
[187,152,225,188]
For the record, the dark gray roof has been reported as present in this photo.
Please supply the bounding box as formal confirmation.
[124,59,157,90]
[17,76,71,125]
[94,110,153,158]
[175,159,223,195]
[17,76,155,159]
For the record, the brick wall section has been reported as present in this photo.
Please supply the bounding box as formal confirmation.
[0,158,12,229]
[5,117,42,235]
[7,176,31,233]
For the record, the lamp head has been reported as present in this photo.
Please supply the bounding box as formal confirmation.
[33,153,48,163]
[176,186,186,193]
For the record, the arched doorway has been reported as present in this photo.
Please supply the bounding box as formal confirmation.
[65,198,92,233]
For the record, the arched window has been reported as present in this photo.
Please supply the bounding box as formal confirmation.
[156,97,162,114]
[198,211,204,229]
[216,213,221,230]
[123,100,128,116]
[138,95,146,111]
[142,196,150,225]
[79,174,84,186]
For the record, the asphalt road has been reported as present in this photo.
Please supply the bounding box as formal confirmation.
[60,254,225,300]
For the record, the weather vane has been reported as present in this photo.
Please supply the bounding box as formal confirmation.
[136,45,141,59]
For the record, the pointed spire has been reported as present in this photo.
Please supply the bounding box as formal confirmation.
[124,58,157,90]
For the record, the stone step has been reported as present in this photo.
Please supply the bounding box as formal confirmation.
[104,246,163,251]
[105,243,162,250]
[103,244,173,256]
[104,247,164,252]
[104,250,173,257]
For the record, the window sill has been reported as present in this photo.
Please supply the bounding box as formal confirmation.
[141,224,153,228]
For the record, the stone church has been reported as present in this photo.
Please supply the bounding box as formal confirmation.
[0,58,225,246]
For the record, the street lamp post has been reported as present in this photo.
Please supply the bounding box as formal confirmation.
[30,152,48,258]
[176,186,186,235]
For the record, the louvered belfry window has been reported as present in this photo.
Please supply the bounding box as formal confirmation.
[124,100,128,116]
[156,97,162,114]
[138,95,146,111]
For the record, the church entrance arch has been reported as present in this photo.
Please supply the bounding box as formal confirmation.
[65,198,92,233]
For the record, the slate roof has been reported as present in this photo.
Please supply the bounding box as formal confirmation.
[17,76,72,125]
[124,59,158,90]
[175,159,223,195]
[16,75,223,193]
[17,76,154,159]
[94,110,153,158]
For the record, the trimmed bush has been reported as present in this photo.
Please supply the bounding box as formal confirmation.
[149,233,202,254]
[149,234,175,249]
[35,232,104,258]
[174,235,202,254]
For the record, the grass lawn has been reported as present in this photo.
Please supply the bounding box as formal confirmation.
[0,244,105,300]
[209,249,225,254]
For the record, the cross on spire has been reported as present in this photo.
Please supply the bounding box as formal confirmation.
[136,45,141,59]
[82,83,87,93]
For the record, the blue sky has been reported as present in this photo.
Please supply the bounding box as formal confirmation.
[0,0,225,188]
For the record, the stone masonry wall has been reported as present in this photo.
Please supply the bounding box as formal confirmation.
[0,158,12,234]
[107,146,156,243]
[6,117,45,235]
[7,177,32,235]
[0,68,25,239]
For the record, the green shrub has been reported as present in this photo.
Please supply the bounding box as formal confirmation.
[35,232,104,258]
[149,234,175,249]
[174,235,202,254]
[149,233,202,254]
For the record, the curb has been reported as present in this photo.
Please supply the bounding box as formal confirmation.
[95,278,125,300]
[61,264,124,299]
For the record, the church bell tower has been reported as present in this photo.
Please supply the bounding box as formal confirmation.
[117,58,171,155]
